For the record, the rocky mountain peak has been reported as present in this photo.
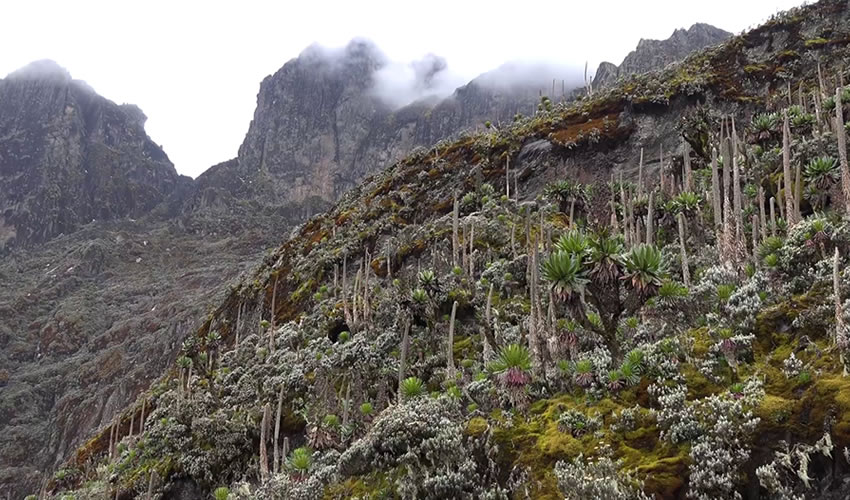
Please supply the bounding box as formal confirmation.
[6,59,72,83]
[593,22,732,88]
[0,61,184,250]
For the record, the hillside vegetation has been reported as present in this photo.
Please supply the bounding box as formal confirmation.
[44,0,850,498]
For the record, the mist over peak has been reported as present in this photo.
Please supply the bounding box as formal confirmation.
[6,59,72,83]
[370,53,466,108]
[471,60,586,95]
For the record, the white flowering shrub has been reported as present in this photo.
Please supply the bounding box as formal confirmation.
[554,446,651,500]
[338,397,504,499]
[782,352,803,379]
[557,409,601,437]
[755,433,834,499]
[686,378,763,499]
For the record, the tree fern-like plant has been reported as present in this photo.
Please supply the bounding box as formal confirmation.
[555,229,590,256]
[588,229,623,285]
[607,370,624,392]
[490,344,532,381]
[804,156,839,190]
[622,244,665,298]
[490,344,533,407]
[751,112,778,142]
[619,361,641,386]
[670,191,701,217]
[545,180,586,213]
[213,487,230,500]
[758,236,784,259]
[574,359,594,387]
[400,376,425,399]
[542,251,588,311]
[288,447,312,475]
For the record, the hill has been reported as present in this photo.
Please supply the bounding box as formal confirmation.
[41,0,850,498]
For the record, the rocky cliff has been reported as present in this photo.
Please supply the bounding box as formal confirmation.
[0,60,186,250]
[592,23,732,88]
[192,41,571,216]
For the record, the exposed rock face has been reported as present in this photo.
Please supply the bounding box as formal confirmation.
[592,23,732,88]
[193,42,562,215]
[0,60,186,250]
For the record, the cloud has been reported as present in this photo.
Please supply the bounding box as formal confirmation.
[471,60,586,96]
[369,53,466,108]
[6,59,71,83]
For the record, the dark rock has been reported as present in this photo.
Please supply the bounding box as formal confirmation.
[592,23,732,89]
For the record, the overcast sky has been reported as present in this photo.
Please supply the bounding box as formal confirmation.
[1,0,806,178]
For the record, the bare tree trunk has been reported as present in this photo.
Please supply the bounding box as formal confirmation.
[398,319,411,401]
[637,148,644,197]
[452,195,460,268]
[511,223,517,259]
[646,190,654,246]
[343,255,351,325]
[678,213,690,287]
[836,87,850,215]
[683,140,693,192]
[758,187,768,243]
[834,248,844,337]
[506,156,510,199]
[269,273,278,352]
[273,385,284,474]
[783,110,799,226]
[722,134,735,262]
[352,268,361,327]
[447,301,458,380]
[260,403,271,481]
[146,469,159,500]
[342,379,352,428]
[482,283,496,360]
[752,215,760,268]
[770,197,777,237]
[732,117,743,246]
[711,147,722,229]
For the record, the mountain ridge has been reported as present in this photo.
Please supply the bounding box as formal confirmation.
[0,19,749,497]
[40,0,850,498]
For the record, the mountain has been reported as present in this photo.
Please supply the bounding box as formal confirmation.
[0,60,187,250]
[192,41,576,217]
[592,23,732,89]
[42,0,850,498]
[0,50,575,497]
[0,20,753,499]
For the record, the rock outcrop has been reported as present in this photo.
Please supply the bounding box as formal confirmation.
[592,23,732,88]
[0,60,186,250]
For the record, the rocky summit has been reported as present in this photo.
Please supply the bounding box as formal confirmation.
[592,23,732,89]
[0,60,186,250]
[7,1,850,498]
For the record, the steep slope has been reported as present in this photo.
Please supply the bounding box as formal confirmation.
[592,23,732,88]
[47,0,850,498]
[0,60,186,250]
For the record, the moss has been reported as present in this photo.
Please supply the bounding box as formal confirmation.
[324,471,393,499]
[487,394,688,498]
[465,417,489,437]
[804,37,829,48]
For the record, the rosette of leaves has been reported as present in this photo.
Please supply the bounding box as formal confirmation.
[622,244,666,298]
